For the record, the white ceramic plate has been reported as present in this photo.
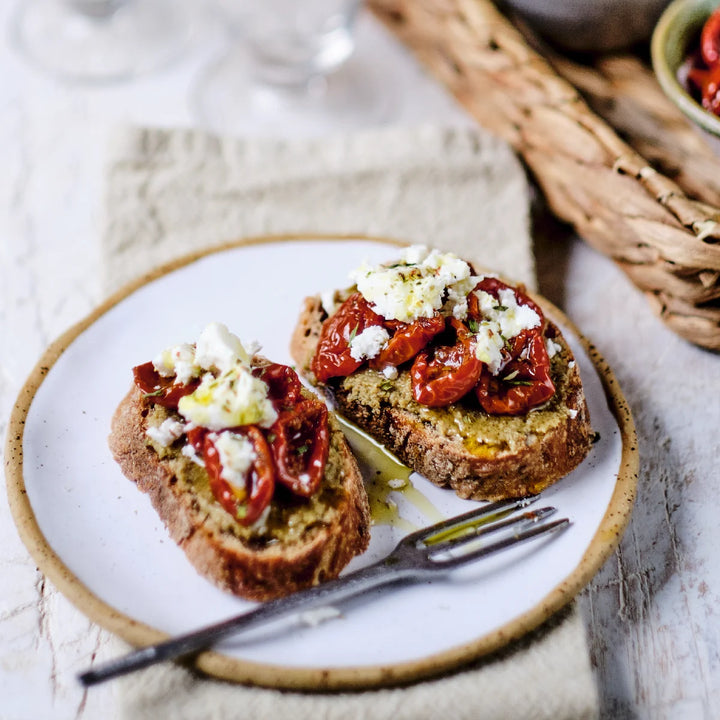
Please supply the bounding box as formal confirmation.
[6,236,637,689]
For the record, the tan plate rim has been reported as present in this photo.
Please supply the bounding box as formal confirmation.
[4,233,638,690]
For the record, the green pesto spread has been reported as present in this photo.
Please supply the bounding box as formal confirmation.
[144,405,348,548]
[336,341,577,458]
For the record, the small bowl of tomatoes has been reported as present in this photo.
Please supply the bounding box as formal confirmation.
[652,0,720,142]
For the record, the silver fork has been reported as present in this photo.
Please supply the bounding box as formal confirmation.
[78,495,569,686]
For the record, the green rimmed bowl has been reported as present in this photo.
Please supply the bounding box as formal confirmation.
[652,0,720,139]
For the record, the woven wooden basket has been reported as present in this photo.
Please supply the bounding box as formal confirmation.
[369,0,720,351]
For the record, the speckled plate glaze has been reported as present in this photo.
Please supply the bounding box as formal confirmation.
[5,235,638,690]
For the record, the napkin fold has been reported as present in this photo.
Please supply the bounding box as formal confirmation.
[101,124,598,720]
[102,124,535,294]
[117,605,594,720]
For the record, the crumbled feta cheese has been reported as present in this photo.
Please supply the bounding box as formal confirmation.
[382,365,398,380]
[146,417,185,447]
[152,322,251,385]
[474,323,506,375]
[568,408,578,419]
[212,431,257,489]
[320,289,339,316]
[349,325,390,361]
[153,343,198,385]
[474,288,541,339]
[195,322,249,374]
[178,364,277,431]
[182,443,205,466]
[297,472,312,493]
[546,338,563,358]
[471,284,542,376]
[246,339,262,359]
[349,246,474,323]
[402,244,427,265]
[387,477,407,489]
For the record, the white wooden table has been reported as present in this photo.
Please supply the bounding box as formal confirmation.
[1,3,718,719]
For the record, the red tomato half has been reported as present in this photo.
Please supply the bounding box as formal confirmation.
[370,314,446,371]
[701,7,720,66]
[312,293,384,382]
[410,319,483,407]
[475,330,555,415]
[270,398,329,497]
[468,276,545,328]
[253,362,303,411]
[203,427,275,526]
[688,62,720,115]
[132,361,199,409]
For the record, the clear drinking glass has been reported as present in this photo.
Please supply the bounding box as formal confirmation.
[194,0,392,136]
[11,0,194,82]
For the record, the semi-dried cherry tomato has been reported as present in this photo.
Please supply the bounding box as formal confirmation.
[468,276,545,328]
[688,62,720,115]
[132,361,199,409]
[203,427,275,526]
[185,425,207,454]
[312,293,384,382]
[270,398,329,497]
[701,7,720,66]
[370,313,446,371]
[410,319,483,407]
[475,330,555,415]
[253,362,303,411]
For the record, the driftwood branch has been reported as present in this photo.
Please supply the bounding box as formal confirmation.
[370,0,720,350]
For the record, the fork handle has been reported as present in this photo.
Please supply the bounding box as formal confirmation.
[79,560,410,686]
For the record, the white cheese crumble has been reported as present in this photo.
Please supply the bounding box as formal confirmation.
[473,323,506,375]
[146,417,185,447]
[472,285,542,376]
[153,343,198,385]
[382,365,398,380]
[320,289,339,316]
[349,325,390,361]
[178,363,278,431]
[153,322,277,434]
[546,337,562,358]
[211,431,257,489]
[195,321,250,373]
[152,322,255,386]
[181,443,205,467]
[349,245,479,324]
[473,288,541,339]
[297,472,312,494]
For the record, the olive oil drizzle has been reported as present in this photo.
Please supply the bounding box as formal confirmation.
[335,415,444,530]
[422,507,517,545]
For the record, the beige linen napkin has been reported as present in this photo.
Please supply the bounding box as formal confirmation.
[102,124,534,294]
[101,124,599,720]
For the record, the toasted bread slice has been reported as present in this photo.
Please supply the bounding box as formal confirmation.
[109,385,370,602]
[291,294,592,502]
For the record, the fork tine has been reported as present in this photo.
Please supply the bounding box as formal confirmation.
[423,506,557,553]
[401,495,539,547]
[429,517,571,569]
